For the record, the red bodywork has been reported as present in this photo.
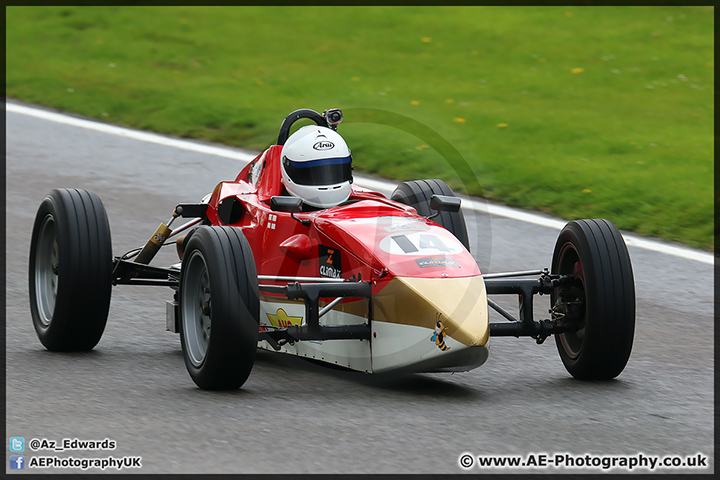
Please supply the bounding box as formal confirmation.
[204,145,481,296]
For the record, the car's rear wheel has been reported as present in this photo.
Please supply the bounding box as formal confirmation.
[179,226,260,390]
[551,219,635,379]
[391,179,470,250]
[29,188,113,351]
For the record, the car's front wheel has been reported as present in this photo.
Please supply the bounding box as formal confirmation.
[179,226,260,390]
[551,219,635,379]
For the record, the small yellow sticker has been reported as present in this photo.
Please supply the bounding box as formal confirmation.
[267,308,303,328]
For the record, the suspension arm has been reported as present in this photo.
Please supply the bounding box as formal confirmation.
[258,281,373,348]
[112,258,179,287]
[485,273,576,342]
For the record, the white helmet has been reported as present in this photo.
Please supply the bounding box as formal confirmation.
[280,125,353,208]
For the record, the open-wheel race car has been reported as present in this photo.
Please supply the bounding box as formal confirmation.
[29,108,636,390]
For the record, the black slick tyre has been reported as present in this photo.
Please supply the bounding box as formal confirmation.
[551,219,635,380]
[179,226,260,390]
[391,179,470,250]
[28,188,113,351]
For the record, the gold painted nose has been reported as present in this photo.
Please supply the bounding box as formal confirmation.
[372,275,489,347]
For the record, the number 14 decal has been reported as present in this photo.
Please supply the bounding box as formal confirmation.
[379,232,464,256]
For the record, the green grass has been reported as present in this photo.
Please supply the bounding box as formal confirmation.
[6,6,714,249]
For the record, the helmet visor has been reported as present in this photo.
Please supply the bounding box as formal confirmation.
[283,155,352,186]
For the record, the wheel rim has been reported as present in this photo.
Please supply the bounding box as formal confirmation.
[34,214,59,327]
[555,243,586,359]
[182,251,212,367]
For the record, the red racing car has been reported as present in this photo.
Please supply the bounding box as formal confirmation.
[28,108,636,390]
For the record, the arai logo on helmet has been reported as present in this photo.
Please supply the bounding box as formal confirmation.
[313,140,335,151]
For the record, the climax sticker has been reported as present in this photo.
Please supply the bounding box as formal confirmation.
[319,245,342,278]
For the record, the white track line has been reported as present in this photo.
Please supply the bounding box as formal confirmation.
[6,103,256,162]
[7,102,714,265]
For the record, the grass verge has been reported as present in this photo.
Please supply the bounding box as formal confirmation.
[6,6,714,249]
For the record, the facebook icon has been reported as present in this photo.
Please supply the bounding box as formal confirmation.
[10,455,25,470]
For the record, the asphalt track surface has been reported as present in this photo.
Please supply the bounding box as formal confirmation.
[5,102,714,474]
